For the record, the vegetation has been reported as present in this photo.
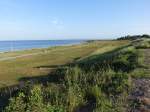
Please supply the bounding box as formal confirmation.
[0,40,127,87]
[117,34,150,40]
[1,38,149,112]
[130,39,150,78]
[135,39,150,49]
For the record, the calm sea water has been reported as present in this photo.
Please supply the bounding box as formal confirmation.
[0,40,84,52]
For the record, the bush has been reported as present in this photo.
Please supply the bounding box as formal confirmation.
[46,105,66,112]
[4,92,26,112]
[102,72,129,96]
[26,86,46,112]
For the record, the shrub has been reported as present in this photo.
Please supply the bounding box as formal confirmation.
[46,104,66,112]
[102,71,129,96]
[26,85,46,112]
[4,92,26,112]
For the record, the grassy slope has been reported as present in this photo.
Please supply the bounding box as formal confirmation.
[2,38,150,112]
[3,39,136,112]
[0,40,128,87]
[130,39,150,78]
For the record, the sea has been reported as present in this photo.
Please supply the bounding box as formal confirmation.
[0,40,84,52]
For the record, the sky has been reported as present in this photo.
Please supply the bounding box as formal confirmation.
[0,0,150,40]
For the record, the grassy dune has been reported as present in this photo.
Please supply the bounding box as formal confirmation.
[2,39,137,112]
[0,40,128,87]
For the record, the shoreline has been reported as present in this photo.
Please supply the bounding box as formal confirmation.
[0,41,86,54]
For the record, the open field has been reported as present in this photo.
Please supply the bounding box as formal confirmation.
[0,40,128,87]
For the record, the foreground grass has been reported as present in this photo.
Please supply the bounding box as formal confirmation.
[0,40,128,87]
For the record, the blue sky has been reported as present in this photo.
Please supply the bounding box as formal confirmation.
[0,0,150,40]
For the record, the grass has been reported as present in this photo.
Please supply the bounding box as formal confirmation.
[1,39,137,112]
[0,40,128,87]
[1,38,150,112]
[134,38,150,49]
[2,39,145,112]
[130,39,150,78]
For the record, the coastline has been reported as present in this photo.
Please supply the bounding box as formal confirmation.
[0,40,88,61]
[0,40,86,54]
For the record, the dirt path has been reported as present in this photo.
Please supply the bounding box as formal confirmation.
[129,49,150,112]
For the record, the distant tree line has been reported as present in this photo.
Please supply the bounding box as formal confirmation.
[117,34,150,40]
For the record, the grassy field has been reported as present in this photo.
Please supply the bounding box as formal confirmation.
[3,39,146,112]
[0,40,128,87]
[2,39,136,112]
